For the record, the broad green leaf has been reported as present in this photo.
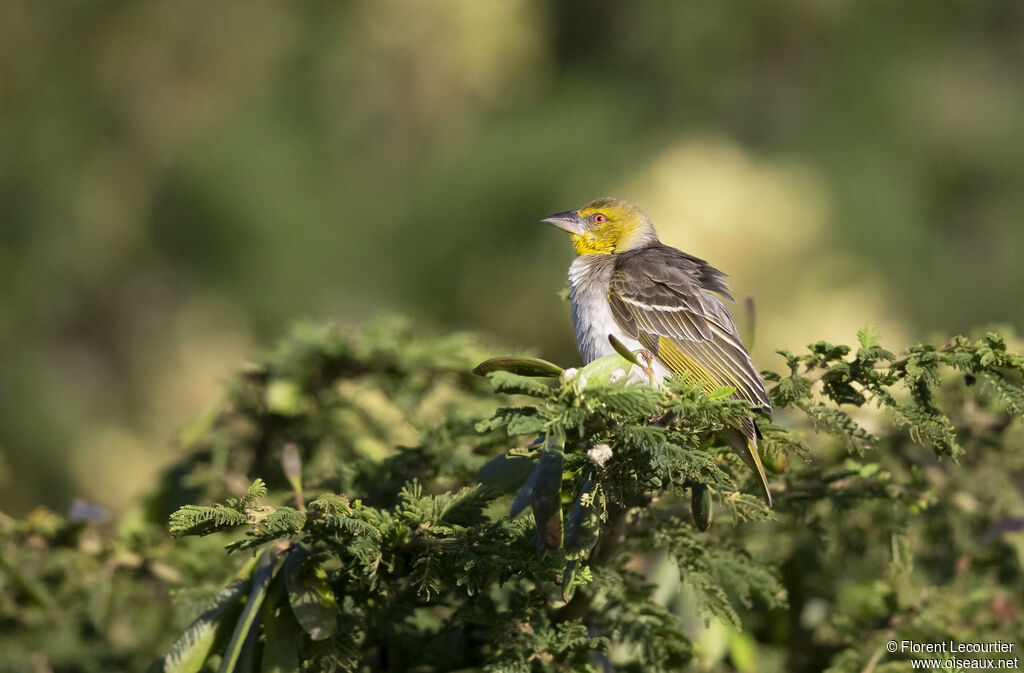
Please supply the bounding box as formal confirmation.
[579,352,635,385]
[285,550,338,641]
[219,549,282,673]
[472,357,563,377]
[159,556,257,673]
[478,454,537,494]
[261,576,301,673]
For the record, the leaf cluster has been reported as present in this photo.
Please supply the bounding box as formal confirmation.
[1,321,1022,673]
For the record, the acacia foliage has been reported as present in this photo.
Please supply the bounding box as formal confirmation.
[1,319,1022,673]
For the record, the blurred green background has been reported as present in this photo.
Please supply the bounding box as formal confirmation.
[1,0,1022,515]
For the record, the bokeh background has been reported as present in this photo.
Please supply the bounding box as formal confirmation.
[1,0,1022,515]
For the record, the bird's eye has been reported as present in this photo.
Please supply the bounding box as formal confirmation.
[593,213,607,224]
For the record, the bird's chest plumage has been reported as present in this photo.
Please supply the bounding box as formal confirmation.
[568,255,644,364]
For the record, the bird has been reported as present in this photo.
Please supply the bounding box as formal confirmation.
[543,197,773,506]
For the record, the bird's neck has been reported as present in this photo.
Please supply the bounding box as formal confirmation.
[571,227,660,256]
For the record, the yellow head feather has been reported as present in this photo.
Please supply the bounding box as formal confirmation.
[570,198,658,255]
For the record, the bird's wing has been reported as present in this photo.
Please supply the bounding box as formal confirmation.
[607,247,770,413]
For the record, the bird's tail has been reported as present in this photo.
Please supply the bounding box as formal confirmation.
[724,418,773,508]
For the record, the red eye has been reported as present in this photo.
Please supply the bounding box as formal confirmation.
[593,213,607,224]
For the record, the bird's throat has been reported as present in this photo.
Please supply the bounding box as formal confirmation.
[571,233,615,255]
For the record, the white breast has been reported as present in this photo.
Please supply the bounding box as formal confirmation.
[568,256,671,381]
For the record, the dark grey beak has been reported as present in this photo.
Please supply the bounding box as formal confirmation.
[542,210,586,236]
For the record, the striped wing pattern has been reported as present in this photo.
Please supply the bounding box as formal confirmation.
[606,246,770,413]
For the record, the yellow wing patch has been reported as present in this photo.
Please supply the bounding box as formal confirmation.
[657,337,720,394]
[656,337,749,399]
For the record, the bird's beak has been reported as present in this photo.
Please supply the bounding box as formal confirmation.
[542,210,586,236]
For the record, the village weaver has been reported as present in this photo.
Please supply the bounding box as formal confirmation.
[544,197,773,506]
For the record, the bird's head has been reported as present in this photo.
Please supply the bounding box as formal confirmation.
[543,197,658,255]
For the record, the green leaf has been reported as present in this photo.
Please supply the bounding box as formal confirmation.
[561,560,579,603]
[506,414,545,436]
[857,325,881,350]
[859,463,880,479]
[219,549,282,673]
[0,552,54,609]
[285,549,338,641]
[561,562,594,603]
[691,483,713,532]
[728,629,759,673]
[233,479,268,509]
[579,352,635,385]
[226,508,307,553]
[169,505,249,537]
[170,479,277,540]
[486,371,553,397]
[706,385,737,401]
[607,334,642,367]
[532,449,564,555]
[159,557,257,673]
[509,459,541,519]
[260,576,301,673]
[809,341,851,362]
[473,357,563,377]
[798,401,878,455]
[478,454,537,494]
[266,380,304,416]
[563,480,601,555]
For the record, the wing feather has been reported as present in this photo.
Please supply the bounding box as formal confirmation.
[608,246,770,413]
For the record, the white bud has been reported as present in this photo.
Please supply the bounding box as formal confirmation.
[561,367,578,383]
[588,443,613,468]
[609,368,627,383]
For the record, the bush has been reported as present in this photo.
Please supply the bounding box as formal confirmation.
[1,319,1022,672]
